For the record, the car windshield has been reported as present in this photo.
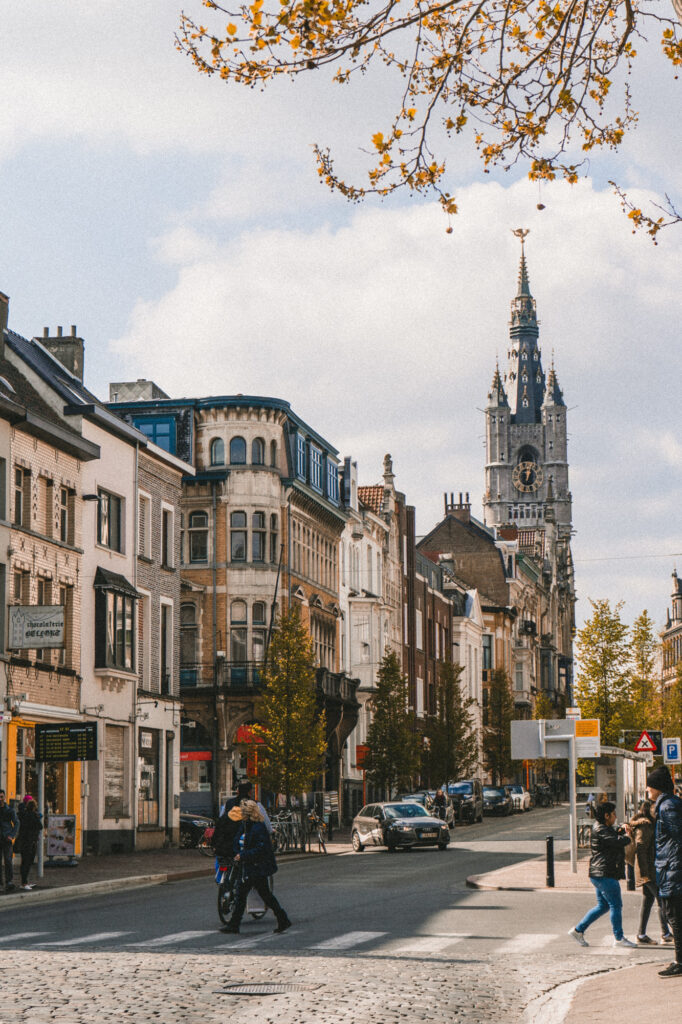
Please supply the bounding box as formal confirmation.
[483,787,506,797]
[508,786,523,794]
[400,794,427,804]
[384,803,430,819]
[449,783,473,795]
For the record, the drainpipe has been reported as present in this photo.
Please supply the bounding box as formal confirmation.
[211,480,219,820]
[132,441,140,848]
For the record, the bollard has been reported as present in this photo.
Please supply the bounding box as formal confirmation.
[546,835,555,888]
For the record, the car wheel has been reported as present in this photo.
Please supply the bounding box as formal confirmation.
[476,811,483,823]
[437,842,449,851]
[351,830,364,853]
[386,842,396,853]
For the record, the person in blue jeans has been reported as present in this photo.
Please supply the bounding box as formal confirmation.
[569,800,637,948]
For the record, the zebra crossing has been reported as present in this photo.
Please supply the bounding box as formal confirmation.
[0,928,672,958]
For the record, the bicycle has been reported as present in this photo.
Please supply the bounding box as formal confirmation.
[307,810,328,854]
[216,859,270,925]
[198,825,215,857]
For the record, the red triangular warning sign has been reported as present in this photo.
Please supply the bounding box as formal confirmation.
[634,731,656,752]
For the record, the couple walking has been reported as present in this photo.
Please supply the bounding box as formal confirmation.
[569,766,682,977]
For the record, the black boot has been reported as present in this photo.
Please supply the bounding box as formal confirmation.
[274,912,291,934]
[221,920,240,934]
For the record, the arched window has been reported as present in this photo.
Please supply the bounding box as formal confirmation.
[252,437,265,465]
[231,600,247,624]
[188,511,208,563]
[229,436,246,464]
[253,602,266,625]
[270,440,277,467]
[210,438,225,465]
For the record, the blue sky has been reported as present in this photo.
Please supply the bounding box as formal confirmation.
[2,2,681,633]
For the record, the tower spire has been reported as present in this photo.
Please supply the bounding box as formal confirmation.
[514,228,531,297]
[507,229,542,422]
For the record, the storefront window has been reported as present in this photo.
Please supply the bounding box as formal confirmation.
[138,728,160,825]
[104,724,128,818]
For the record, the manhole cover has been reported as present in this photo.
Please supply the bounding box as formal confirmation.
[216,984,317,996]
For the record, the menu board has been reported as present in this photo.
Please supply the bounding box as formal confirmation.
[35,722,98,762]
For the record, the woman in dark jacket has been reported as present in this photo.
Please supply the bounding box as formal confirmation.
[15,798,42,890]
[568,801,636,948]
[629,800,672,944]
[221,800,291,935]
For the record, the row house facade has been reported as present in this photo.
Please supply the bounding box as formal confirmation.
[2,305,189,853]
[107,385,360,817]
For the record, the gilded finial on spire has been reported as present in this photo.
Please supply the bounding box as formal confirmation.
[512,228,531,297]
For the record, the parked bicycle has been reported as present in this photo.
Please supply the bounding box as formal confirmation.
[270,809,303,853]
[307,809,328,854]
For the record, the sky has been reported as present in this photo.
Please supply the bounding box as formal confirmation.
[1,2,681,635]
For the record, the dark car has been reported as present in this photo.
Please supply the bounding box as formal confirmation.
[482,786,513,816]
[179,812,214,848]
[351,802,450,853]
[447,780,483,824]
[399,791,456,829]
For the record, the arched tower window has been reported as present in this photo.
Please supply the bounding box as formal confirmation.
[252,437,265,465]
[210,438,225,465]
[270,440,277,467]
[230,436,246,464]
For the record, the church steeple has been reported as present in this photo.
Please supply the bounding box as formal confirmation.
[507,229,544,424]
[487,362,509,408]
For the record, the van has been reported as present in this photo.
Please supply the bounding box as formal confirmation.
[447,780,483,824]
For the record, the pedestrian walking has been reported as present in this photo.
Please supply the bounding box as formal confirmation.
[646,765,682,977]
[628,799,672,944]
[14,798,43,890]
[0,788,19,892]
[568,800,636,948]
[221,800,291,936]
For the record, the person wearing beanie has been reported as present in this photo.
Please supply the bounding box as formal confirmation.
[647,765,682,977]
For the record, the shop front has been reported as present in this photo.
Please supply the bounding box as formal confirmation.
[4,717,82,855]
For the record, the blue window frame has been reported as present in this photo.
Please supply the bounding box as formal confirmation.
[133,416,176,454]
[310,445,323,492]
[296,434,306,480]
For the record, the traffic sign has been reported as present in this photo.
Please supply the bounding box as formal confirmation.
[663,737,681,765]
[575,719,601,758]
[565,707,581,720]
[633,730,663,755]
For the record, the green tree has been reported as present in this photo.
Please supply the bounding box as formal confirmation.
[483,668,515,784]
[178,1,682,238]
[425,660,479,785]
[365,650,421,798]
[253,607,327,807]
[629,609,662,731]
[574,599,632,747]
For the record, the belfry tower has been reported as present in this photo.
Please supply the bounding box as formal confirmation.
[483,230,572,536]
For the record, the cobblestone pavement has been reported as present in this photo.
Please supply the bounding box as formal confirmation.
[0,945,645,1024]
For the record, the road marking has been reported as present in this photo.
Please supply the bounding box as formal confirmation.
[391,934,469,954]
[41,932,129,947]
[129,930,215,948]
[0,932,50,943]
[496,933,556,954]
[309,931,385,950]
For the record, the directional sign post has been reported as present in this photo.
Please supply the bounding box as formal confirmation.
[663,737,681,766]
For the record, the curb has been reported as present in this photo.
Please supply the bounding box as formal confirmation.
[524,963,639,1024]
[466,873,587,894]
[0,847,336,911]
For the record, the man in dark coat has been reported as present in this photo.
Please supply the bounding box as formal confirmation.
[213,782,252,864]
[0,789,19,892]
[221,800,291,936]
[647,765,682,976]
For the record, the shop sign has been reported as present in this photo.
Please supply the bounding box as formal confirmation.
[9,605,64,649]
[180,750,212,761]
[235,724,264,744]
[140,731,153,749]
[35,722,98,762]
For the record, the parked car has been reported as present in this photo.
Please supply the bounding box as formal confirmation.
[447,780,483,824]
[399,791,456,829]
[482,786,514,816]
[506,785,532,812]
[351,802,450,852]
[179,813,214,848]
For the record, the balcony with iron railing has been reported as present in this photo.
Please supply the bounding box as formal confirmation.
[180,661,264,693]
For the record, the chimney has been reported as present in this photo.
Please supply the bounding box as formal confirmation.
[444,489,471,523]
[37,324,85,381]
[0,291,8,360]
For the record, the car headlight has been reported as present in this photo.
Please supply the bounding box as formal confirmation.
[394,825,413,832]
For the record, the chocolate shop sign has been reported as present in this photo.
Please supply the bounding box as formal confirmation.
[8,605,64,649]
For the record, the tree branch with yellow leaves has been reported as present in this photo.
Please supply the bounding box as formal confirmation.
[177,1,682,237]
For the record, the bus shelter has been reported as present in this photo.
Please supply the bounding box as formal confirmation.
[577,746,648,824]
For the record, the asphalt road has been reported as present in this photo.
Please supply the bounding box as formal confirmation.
[0,805,671,1024]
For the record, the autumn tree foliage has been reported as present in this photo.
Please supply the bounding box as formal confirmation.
[178,0,682,237]
[364,650,421,798]
[253,607,327,807]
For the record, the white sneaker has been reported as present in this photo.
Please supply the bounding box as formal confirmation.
[614,936,637,948]
[568,927,589,947]
[21,884,33,891]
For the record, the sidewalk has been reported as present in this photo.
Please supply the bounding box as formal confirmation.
[470,852,682,1023]
[0,829,352,910]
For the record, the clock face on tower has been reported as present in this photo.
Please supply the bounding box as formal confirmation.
[512,460,544,493]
